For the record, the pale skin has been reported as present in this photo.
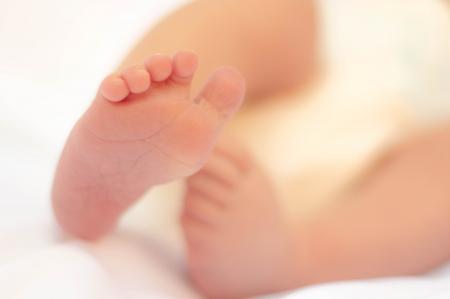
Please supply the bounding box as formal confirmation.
[52,0,450,298]
[52,52,246,239]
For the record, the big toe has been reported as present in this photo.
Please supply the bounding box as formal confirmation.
[196,67,246,119]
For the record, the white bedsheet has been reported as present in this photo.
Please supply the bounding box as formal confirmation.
[1,0,449,298]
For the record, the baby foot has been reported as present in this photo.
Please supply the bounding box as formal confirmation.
[90,52,245,176]
[181,142,303,299]
[52,51,245,240]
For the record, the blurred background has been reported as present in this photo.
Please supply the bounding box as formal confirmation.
[0,0,449,298]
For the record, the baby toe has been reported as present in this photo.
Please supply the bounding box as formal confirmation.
[100,75,130,102]
[171,51,199,84]
[196,67,245,118]
[145,54,173,82]
[121,66,151,94]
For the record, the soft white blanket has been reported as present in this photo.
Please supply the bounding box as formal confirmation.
[1,0,449,298]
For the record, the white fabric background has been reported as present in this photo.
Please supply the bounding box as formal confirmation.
[0,0,449,298]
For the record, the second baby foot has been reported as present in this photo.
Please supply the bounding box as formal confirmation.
[181,142,303,299]
[52,51,245,240]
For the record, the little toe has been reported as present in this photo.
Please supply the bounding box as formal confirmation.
[187,174,230,207]
[171,51,199,84]
[100,75,130,102]
[183,192,223,226]
[121,66,151,94]
[200,152,244,187]
[145,54,172,82]
[196,67,245,118]
[214,141,253,173]
[181,215,215,251]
